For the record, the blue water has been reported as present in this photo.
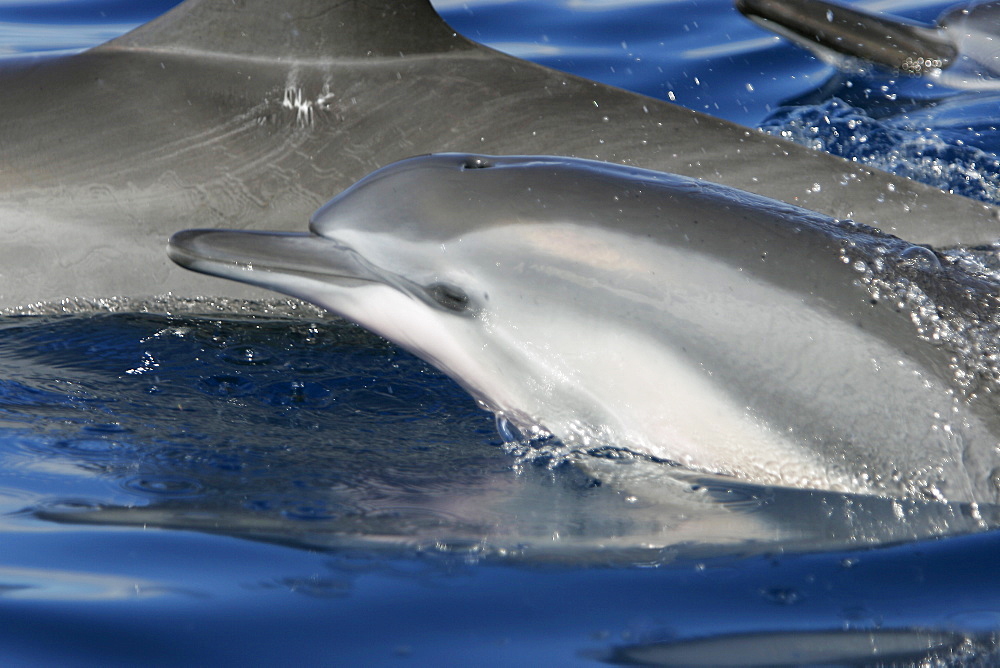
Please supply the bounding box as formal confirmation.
[3,0,1000,665]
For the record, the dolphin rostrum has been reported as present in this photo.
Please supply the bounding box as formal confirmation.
[168,154,1000,503]
[2,0,1000,309]
[737,0,1000,89]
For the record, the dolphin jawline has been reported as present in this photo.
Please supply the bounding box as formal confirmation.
[167,229,377,297]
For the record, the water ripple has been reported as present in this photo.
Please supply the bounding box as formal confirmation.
[121,475,204,498]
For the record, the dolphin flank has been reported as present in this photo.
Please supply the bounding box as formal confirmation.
[3,0,1000,309]
[168,154,1000,503]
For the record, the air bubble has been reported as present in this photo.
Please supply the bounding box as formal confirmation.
[221,344,272,365]
[897,245,941,271]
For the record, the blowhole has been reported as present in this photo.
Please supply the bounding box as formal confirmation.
[462,157,493,170]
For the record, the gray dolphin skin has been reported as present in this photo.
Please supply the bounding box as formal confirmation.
[737,0,1000,88]
[3,0,1000,309]
[169,153,1000,503]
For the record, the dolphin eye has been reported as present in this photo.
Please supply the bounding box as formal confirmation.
[461,157,493,170]
[426,282,470,313]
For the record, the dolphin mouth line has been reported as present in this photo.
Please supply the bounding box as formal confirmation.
[167,229,379,289]
[168,228,472,318]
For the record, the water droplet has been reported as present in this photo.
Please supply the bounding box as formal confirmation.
[495,414,524,442]
[989,467,1000,494]
[220,344,272,365]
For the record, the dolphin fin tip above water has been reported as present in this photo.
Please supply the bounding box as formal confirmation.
[736,0,1000,84]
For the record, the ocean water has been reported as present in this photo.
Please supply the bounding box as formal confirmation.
[2,0,1000,665]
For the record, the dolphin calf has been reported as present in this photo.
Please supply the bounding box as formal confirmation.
[737,0,1000,89]
[168,153,1000,503]
[2,0,1000,310]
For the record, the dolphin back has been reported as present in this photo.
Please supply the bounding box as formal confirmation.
[4,0,1000,308]
[99,0,468,58]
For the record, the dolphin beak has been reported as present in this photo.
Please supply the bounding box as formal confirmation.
[167,229,377,299]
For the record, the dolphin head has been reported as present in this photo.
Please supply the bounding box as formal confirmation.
[170,152,839,483]
[169,153,749,455]
[168,154,637,436]
[169,153,998,500]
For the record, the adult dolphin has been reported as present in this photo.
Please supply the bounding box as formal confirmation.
[168,153,1000,503]
[737,0,1000,88]
[2,0,999,310]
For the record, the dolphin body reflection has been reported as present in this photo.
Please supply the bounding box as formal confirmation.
[737,0,1000,89]
[2,0,1000,308]
[169,154,1000,503]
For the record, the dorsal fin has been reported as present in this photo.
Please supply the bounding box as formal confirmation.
[97,0,472,58]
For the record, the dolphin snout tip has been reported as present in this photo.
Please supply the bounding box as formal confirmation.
[166,229,211,269]
[166,229,196,267]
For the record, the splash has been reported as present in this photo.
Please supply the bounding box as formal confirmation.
[760,98,1000,205]
[839,233,1000,420]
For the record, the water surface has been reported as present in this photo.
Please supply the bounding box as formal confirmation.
[1,0,1000,664]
